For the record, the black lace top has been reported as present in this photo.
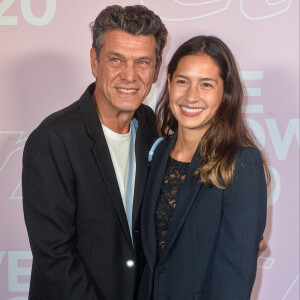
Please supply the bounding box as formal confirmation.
[155,156,190,259]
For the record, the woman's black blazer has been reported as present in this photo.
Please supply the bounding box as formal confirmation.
[138,133,267,300]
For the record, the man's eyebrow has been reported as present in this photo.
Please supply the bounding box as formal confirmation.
[106,52,154,61]
[136,56,154,61]
[106,51,125,59]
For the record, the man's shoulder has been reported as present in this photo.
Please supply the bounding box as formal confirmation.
[39,100,81,131]
[135,103,156,132]
[137,104,158,140]
[138,103,154,114]
[23,100,83,152]
[136,103,154,118]
[35,84,95,134]
[25,85,95,149]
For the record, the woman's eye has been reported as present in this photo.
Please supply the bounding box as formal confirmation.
[202,82,212,87]
[176,80,186,85]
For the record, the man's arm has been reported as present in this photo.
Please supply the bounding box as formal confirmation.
[23,126,98,300]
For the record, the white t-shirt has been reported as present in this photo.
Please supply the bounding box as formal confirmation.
[101,123,135,207]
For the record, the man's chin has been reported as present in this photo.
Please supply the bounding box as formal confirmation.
[117,102,143,113]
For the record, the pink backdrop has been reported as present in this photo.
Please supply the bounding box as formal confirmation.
[0,1,299,299]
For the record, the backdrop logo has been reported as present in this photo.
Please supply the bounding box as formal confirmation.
[241,71,299,206]
[240,0,293,20]
[0,251,32,297]
[0,0,56,26]
[0,131,27,200]
[140,0,293,21]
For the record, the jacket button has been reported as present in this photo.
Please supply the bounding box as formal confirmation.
[126,260,135,268]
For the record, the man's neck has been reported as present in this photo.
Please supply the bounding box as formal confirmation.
[92,94,134,134]
[100,115,133,134]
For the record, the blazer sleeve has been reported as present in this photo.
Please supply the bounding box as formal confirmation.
[22,126,98,300]
[209,147,267,300]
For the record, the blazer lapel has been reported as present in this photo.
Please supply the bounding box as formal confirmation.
[131,123,149,231]
[158,149,204,264]
[78,83,133,250]
[91,134,133,249]
[142,135,177,269]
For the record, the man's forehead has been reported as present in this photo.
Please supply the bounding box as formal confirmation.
[103,30,156,56]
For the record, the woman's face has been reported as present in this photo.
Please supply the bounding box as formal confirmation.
[168,54,224,137]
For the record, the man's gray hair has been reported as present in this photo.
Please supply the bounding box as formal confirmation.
[90,5,168,66]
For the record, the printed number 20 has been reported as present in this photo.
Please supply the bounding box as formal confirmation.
[0,0,56,26]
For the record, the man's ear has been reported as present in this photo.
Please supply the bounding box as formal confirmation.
[90,48,98,78]
[153,60,162,83]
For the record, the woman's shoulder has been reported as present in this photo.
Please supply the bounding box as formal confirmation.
[149,136,175,165]
[237,146,262,160]
[227,146,267,198]
[235,146,264,172]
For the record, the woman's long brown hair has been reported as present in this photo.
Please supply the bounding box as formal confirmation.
[156,36,270,189]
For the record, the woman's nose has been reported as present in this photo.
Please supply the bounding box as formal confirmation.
[186,85,200,102]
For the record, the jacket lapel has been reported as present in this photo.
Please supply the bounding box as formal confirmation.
[142,135,177,269]
[131,106,158,233]
[158,144,204,265]
[132,123,149,231]
[78,83,133,250]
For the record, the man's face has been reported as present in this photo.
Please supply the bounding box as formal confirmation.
[91,30,158,119]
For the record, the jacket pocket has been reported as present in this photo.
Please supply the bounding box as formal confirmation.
[193,291,209,300]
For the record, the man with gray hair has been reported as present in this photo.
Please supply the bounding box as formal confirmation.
[22,5,167,300]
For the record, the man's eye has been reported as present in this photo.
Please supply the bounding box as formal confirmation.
[112,58,121,63]
[137,61,148,65]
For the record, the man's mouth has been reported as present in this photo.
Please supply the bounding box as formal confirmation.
[117,88,138,94]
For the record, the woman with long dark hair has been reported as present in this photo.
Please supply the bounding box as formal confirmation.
[138,36,269,300]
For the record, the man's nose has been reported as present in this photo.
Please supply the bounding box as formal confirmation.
[120,62,138,82]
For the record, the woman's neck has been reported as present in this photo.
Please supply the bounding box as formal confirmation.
[171,127,204,162]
